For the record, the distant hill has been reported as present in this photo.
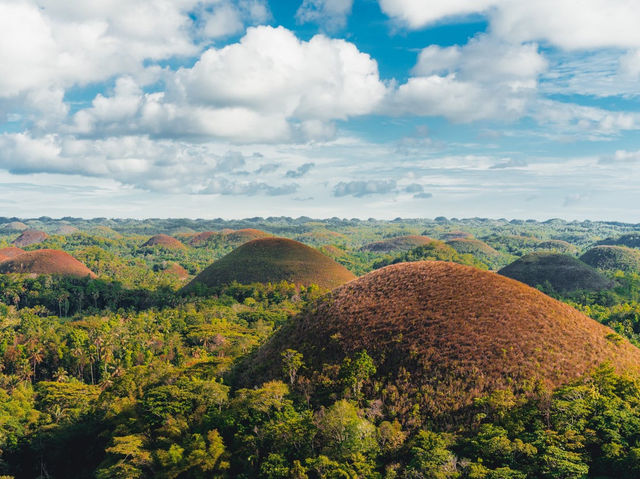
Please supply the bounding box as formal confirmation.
[0,247,25,258]
[184,238,356,291]
[1,221,28,232]
[499,252,613,293]
[0,249,96,278]
[440,230,473,241]
[597,233,640,248]
[239,262,640,418]
[445,238,507,268]
[224,228,272,245]
[580,246,640,272]
[55,225,80,235]
[361,235,434,253]
[187,231,219,246]
[12,230,49,247]
[141,234,186,250]
[373,240,489,270]
[535,239,578,254]
[160,262,190,280]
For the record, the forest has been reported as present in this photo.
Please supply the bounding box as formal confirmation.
[0,216,640,478]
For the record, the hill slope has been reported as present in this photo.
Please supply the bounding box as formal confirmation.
[598,233,640,248]
[240,262,640,417]
[498,252,613,293]
[141,234,186,250]
[184,238,356,291]
[12,230,49,247]
[580,245,640,272]
[0,249,96,278]
[0,247,25,258]
[361,235,433,253]
[445,238,507,268]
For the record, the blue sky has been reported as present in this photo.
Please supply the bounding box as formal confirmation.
[1,0,640,221]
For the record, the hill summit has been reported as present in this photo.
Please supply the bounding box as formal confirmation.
[580,245,640,272]
[498,252,613,293]
[241,261,640,417]
[141,234,186,250]
[184,238,356,291]
[360,235,434,253]
[12,229,49,247]
[0,249,96,278]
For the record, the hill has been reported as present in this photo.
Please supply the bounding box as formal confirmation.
[0,247,25,258]
[160,262,190,280]
[0,249,96,278]
[373,240,489,270]
[361,235,434,253]
[12,229,49,247]
[1,221,28,232]
[440,230,473,241]
[580,245,640,272]
[498,252,613,293]
[598,233,640,248]
[535,239,578,254]
[224,228,272,245]
[141,234,186,250]
[55,225,80,235]
[239,261,640,418]
[187,231,219,246]
[184,238,356,291]
[445,238,507,268]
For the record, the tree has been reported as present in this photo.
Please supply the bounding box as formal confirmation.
[281,349,304,386]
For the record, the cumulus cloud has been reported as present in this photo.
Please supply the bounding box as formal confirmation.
[296,0,354,30]
[333,180,397,197]
[389,35,547,122]
[404,183,432,199]
[490,158,528,169]
[67,26,386,142]
[200,0,270,38]
[286,162,315,178]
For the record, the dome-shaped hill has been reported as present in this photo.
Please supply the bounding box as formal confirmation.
[580,246,640,272]
[55,225,79,235]
[239,262,640,418]
[1,221,28,232]
[188,231,219,246]
[0,249,96,278]
[446,238,506,268]
[440,230,473,241]
[141,234,186,250]
[224,228,272,245]
[499,253,613,293]
[598,233,640,249]
[535,239,578,254]
[184,238,356,291]
[361,235,434,253]
[160,262,190,280]
[0,246,25,258]
[12,229,49,247]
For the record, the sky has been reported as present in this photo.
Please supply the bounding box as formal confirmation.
[1,0,640,221]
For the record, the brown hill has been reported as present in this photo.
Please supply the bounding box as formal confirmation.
[224,228,272,245]
[188,231,219,246]
[440,230,473,241]
[141,234,186,250]
[361,235,434,253]
[241,262,640,418]
[12,229,49,247]
[162,262,190,280]
[184,238,356,291]
[55,225,80,235]
[0,254,8,262]
[0,249,96,278]
[0,247,25,258]
[1,221,28,232]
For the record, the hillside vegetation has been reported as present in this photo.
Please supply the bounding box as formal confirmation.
[581,245,640,272]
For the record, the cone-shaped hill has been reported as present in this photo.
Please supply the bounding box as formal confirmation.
[499,252,613,293]
[188,231,219,246]
[141,234,186,250]
[535,239,578,254]
[361,235,434,253]
[12,229,49,247]
[0,249,96,278]
[598,233,640,248]
[225,228,272,245]
[1,221,28,232]
[445,238,507,268]
[238,262,640,417]
[580,245,640,273]
[184,238,356,291]
[0,247,25,258]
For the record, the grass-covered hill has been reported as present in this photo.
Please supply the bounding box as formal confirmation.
[184,237,356,291]
[580,245,640,272]
[373,240,490,270]
[360,235,434,253]
[239,261,640,418]
[0,249,96,278]
[0,246,25,258]
[445,238,509,269]
[12,229,49,247]
[224,228,272,245]
[598,233,640,248]
[535,239,579,254]
[498,252,614,293]
[141,234,187,250]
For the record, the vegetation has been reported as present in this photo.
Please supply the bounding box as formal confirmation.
[580,246,640,273]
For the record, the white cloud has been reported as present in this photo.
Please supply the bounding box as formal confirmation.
[379,0,640,50]
[68,26,386,142]
[296,0,354,30]
[389,35,546,121]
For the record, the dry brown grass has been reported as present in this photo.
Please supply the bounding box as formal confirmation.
[187,231,219,246]
[0,249,96,278]
[244,261,640,417]
[12,230,49,247]
[0,247,25,258]
[185,237,356,291]
[141,234,187,250]
[361,235,434,253]
[224,228,272,245]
